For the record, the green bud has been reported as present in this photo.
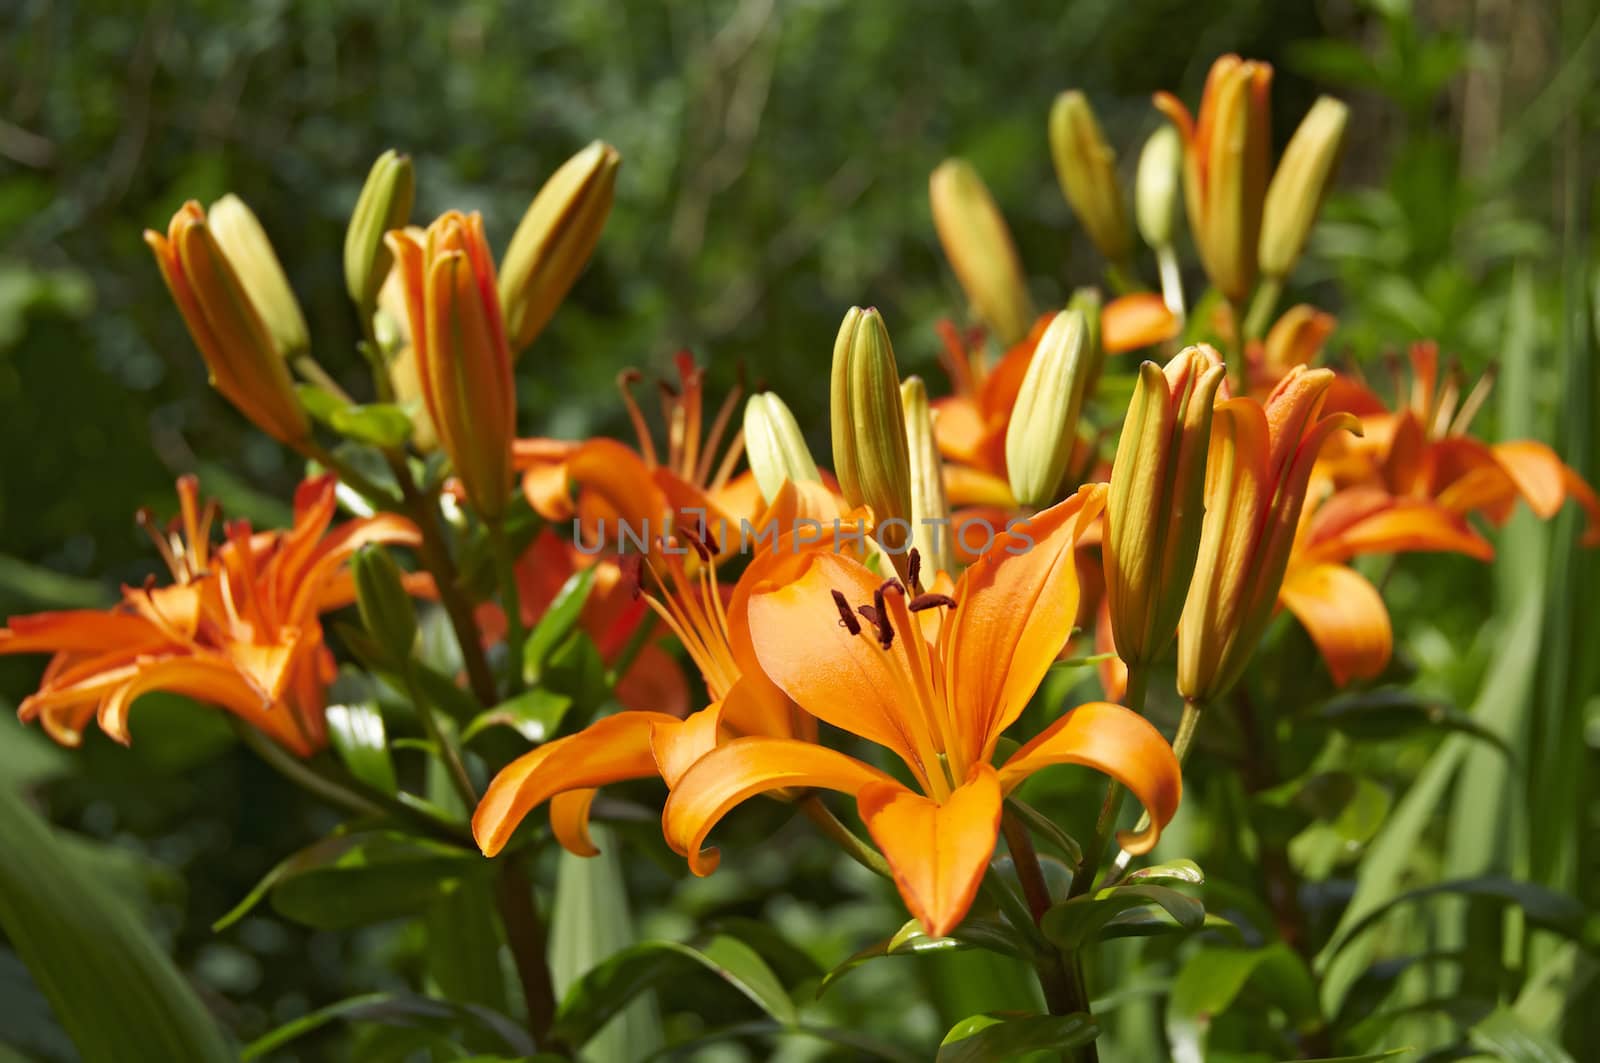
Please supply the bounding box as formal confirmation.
[1049,91,1132,265]
[900,376,953,575]
[830,307,914,554]
[344,150,416,315]
[1005,309,1091,508]
[743,391,820,502]
[353,545,418,664]
[1067,286,1105,401]
[1259,96,1348,280]
[208,194,309,358]
[1135,125,1182,252]
[499,140,621,357]
[929,158,1037,346]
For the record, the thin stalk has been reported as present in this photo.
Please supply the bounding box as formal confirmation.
[1105,260,1143,297]
[1002,813,1097,1060]
[801,796,892,878]
[1156,244,1187,324]
[404,665,478,810]
[494,859,561,1050]
[1106,697,1204,883]
[488,519,529,692]
[1242,277,1283,342]
[390,455,499,707]
[292,356,355,405]
[1224,296,1249,391]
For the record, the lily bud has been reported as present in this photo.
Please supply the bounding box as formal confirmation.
[1154,54,1273,303]
[1049,91,1132,266]
[1259,303,1335,382]
[1177,366,1358,703]
[929,159,1036,346]
[1005,309,1091,508]
[206,195,309,359]
[900,376,954,575]
[386,212,516,519]
[499,140,621,356]
[145,202,310,445]
[375,256,439,451]
[1135,125,1183,251]
[1067,287,1106,397]
[344,149,416,315]
[353,544,418,664]
[1105,345,1226,668]
[744,391,820,502]
[831,307,914,553]
[1259,96,1348,281]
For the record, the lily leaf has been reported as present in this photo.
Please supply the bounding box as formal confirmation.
[1041,884,1204,950]
[329,402,414,448]
[325,683,397,794]
[463,688,575,745]
[936,1012,1098,1062]
[523,566,597,685]
[1324,875,1593,960]
[552,934,796,1048]
[241,991,532,1061]
[1166,944,1321,1063]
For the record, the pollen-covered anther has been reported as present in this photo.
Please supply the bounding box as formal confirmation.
[907,593,958,613]
[906,549,923,594]
[831,589,862,635]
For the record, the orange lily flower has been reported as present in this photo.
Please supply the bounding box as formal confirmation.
[1,476,419,755]
[516,353,764,556]
[1278,484,1493,685]
[475,528,690,718]
[472,482,844,858]
[1319,343,1600,545]
[659,486,1183,937]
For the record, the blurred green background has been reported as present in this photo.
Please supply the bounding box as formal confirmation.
[2,0,1597,1059]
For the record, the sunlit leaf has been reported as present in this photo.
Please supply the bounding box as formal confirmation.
[523,566,597,685]
[936,1012,1097,1062]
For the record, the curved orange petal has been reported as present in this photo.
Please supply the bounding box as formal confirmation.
[1302,487,1494,565]
[942,484,1107,763]
[858,764,1002,937]
[660,736,893,876]
[998,701,1181,856]
[746,550,931,767]
[0,610,171,656]
[1279,562,1392,686]
[1102,293,1180,354]
[472,710,678,857]
[96,654,307,753]
[1491,441,1571,519]
[651,702,726,789]
[550,789,601,856]
[1562,465,1600,547]
[932,396,989,467]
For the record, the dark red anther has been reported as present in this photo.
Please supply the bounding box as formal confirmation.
[908,592,958,612]
[907,549,923,593]
[832,589,862,635]
[621,554,644,600]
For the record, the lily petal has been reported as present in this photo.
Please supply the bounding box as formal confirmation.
[858,765,1002,937]
[472,710,678,857]
[550,790,601,856]
[998,701,1181,855]
[1279,562,1392,686]
[661,737,893,875]
[1103,293,1181,354]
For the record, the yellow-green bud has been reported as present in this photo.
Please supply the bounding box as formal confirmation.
[1049,91,1132,265]
[830,307,914,554]
[1005,309,1091,508]
[208,194,308,358]
[1259,96,1348,281]
[929,158,1036,347]
[900,376,953,575]
[1105,345,1226,668]
[499,140,621,357]
[344,150,416,315]
[353,544,418,664]
[1135,125,1183,251]
[1067,286,1105,400]
[743,391,820,503]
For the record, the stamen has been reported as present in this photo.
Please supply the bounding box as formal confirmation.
[856,603,880,628]
[616,370,660,467]
[621,554,644,600]
[697,372,744,488]
[831,590,862,635]
[908,592,957,612]
[1430,362,1463,438]
[136,507,183,581]
[1449,362,1496,436]
[869,585,894,649]
[907,549,923,593]
[675,527,712,563]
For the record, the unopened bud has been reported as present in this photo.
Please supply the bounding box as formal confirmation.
[207,195,309,358]
[1105,345,1226,667]
[1067,287,1106,397]
[1005,309,1091,508]
[1260,303,1335,380]
[1049,91,1132,265]
[345,150,416,315]
[830,307,914,553]
[145,202,310,444]
[499,140,621,356]
[900,376,953,575]
[1259,96,1348,281]
[744,391,820,503]
[929,159,1036,346]
[1135,125,1182,251]
[353,545,418,664]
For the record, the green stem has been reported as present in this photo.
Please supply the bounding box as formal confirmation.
[1224,296,1249,392]
[405,666,478,810]
[1002,813,1096,1060]
[1242,277,1283,342]
[390,455,499,708]
[1156,244,1186,325]
[1105,697,1203,884]
[494,858,562,1050]
[801,796,892,879]
[1104,260,1143,297]
[488,519,529,692]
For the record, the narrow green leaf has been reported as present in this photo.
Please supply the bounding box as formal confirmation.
[294,382,345,423]
[1311,688,1514,757]
[0,785,232,1061]
[329,402,414,448]
[1469,1005,1577,1063]
[936,1012,1098,1062]
[240,991,532,1061]
[1324,876,1592,960]
[325,697,397,794]
[425,877,510,1017]
[1041,884,1204,950]
[1166,944,1320,1063]
[552,934,797,1047]
[270,832,488,930]
[1122,858,1205,887]
[523,567,597,684]
[462,688,574,744]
